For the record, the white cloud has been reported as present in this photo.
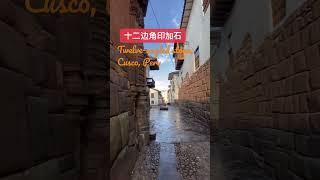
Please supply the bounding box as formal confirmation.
[157,54,171,64]
[154,80,169,91]
[172,15,180,28]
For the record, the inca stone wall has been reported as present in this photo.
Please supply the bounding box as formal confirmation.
[0,0,108,179]
[215,0,320,179]
[110,0,150,179]
[178,60,210,124]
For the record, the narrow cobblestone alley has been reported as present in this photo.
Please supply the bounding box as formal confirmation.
[131,106,210,180]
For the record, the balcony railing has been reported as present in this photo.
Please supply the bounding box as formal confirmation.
[146,78,155,88]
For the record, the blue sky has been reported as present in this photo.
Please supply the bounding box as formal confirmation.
[144,0,184,91]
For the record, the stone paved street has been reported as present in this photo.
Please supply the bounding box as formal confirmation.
[132,106,210,180]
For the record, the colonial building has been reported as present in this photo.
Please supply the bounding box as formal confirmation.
[149,88,164,106]
[173,0,211,123]
[211,0,320,179]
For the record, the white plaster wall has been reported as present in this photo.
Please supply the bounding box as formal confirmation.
[150,89,159,105]
[180,0,210,81]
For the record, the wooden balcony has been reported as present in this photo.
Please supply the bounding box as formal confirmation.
[146,78,155,88]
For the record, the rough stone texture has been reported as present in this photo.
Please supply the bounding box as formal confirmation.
[175,142,210,180]
[0,0,108,179]
[109,0,150,179]
[178,60,210,125]
[271,0,286,26]
[131,142,161,180]
[214,0,320,179]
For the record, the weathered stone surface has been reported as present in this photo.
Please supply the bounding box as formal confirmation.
[58,154,75,173]
[45,59,63,89]
[110,116,122,162]
[28,159,60,180]
[119,112,129,147]
[0,0,16,24]
[87,120,108,140]
[295,135,320,157]
[14,6,41,36]
[111,146,138,180]
[0,21,30,75]
[0,68,31,175]
[110,83,119,117]
[48,114,75,157]
[27,97,50,165]
[0,172,29,180]
[42,90,64,113]
[60,169,78,180]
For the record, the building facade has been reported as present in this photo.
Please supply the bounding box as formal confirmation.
[174,0,211,123]
[211,0,320,179]
[149,88,164,106]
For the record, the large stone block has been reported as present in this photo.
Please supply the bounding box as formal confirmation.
[295,135,320,157]
[110,116,122,163]
[28,159,60,180]
[14,6,42,37]
[305,43,320,69]
[0,172,30,180]
[58,154,75,173]
[307,158,320,179]
[45,58,63,89]
[42,89,64,113]
[309,90,320,112]
[292,72,310,94]
[292,51,307,73]
[119,91,129,113]
[28,47,48,85]
[48,114,75,157]
[87,120,108,140]
[60,169,78,180]
[27,97,50,165]
[289,153,308,179]
[110,146,138,180]
[263,150,290,169]
[87,109,107,120]
[56,15,83,64]
[110,83,119,117]
[310,18,320,44]
[0,21,30,76]
[311,67,320,90]
[310,113,320,134]
[0,68,32,175]
[0,0,16,24]
[119,112,129,148]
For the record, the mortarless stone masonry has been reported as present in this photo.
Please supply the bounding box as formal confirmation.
[0,0,108,179]
[178,60,210,125]
[109,0,150,179]
[214,0,320,179]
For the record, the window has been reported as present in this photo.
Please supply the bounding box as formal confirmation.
[194,46,200,69]
[151,93,154,98]
[151,101,154,104]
